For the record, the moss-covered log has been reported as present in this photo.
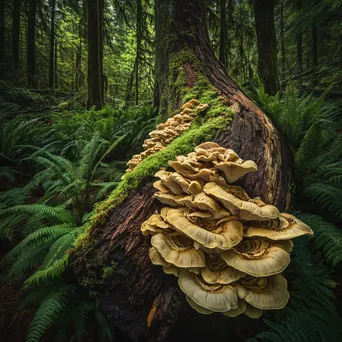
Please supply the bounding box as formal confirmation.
[72,0,291,341]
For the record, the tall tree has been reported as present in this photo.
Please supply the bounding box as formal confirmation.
[49,0,56,88]
[73,0,291,340]
[280,0,285,78]
[135,0,142,104]
[27,0,38,87]
[296,0,303,89]
[0,0,4,79]
[87,0,104,108]
[253,0,280,95]
[219,0,228,68]
[12,0,21,69]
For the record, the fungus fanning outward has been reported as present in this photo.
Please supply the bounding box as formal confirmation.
[123,99,206,176]
[140,141,313,319]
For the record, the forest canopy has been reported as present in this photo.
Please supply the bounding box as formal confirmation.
[0,0,342,341]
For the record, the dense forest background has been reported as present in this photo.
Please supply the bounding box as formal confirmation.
[1,0,342,341]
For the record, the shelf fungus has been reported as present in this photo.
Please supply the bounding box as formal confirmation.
[140,142,313,319]
[123,99,206,176]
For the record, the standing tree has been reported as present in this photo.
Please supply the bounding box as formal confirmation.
[218,0,228,68]
[12,0,21,69]
[0,0,4,79]
[73,0,290,340]
[253,0,280,95]
[87,0,104,108]
[27,0,38,87]
[49,0,56,89]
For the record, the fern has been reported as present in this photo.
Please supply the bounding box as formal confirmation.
[25,285,75,342]
[253,236,342,342]
[0,204,74,223]
[298,213,342,267]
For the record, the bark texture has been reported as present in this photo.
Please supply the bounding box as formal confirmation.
[0,0,5,79]
[27,0,37,88]
[49,0,56,89]
[253,0,280,95]
[73,0,291,341]
[87,0,104,108]
[12,0,21,69]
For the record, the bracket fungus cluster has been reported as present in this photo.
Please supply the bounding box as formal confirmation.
[124,99,209,175]
[141,142,314,318]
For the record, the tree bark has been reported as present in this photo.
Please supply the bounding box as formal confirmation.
[12,0,20,69]
[87,0,104,108]
[27,0,37,88]
[49,0,56,89]
[0,0,5,79]
[311,18,318,67]
[72,0,291,341]
[218,0,227,68]
[280,0,285,79]
[253,0,280,95]
[296,0,302,91]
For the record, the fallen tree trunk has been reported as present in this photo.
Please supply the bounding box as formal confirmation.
[72,1,291,340]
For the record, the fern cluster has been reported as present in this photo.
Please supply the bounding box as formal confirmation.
[1,104,155,341]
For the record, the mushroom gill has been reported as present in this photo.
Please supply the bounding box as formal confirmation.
[140,142,313,319]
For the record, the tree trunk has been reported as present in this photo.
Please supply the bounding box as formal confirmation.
[253,0,280,95]
[296,0,302,91]
[27,0,37,88]
[0,0,5,79]
[54,39,58,88]
[49,0,56,89]
[135,0,142,105]
[280,0,285,79]
[311,18,317,67]
[12,0,20,69]
[218,0,227,68]
[72,0,291,341]
[87,0,104,108]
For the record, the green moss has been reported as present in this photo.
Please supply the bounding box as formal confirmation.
[88,115,228,230]
[102,261,118,280]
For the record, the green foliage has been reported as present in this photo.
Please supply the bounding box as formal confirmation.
[298,213,342,267]
[254,85,342,221]
[253,235,341,342]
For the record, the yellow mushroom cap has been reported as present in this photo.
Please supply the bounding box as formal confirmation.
[244,304,263,318]
[153,192,184,207]
[244,213,313,240]
[236,274,289,310]
[155,170,184,195]
[201,254,245,284]
[186,296,213,315]
[149,247,171,267]
[151,233,205,268]
[220,238,291,277]
[192,192,220,212]
[153,180,170,193]
[222,299,247,317]
[163,265,180,277]
[167,208,243,250]
[178,270,238,312]
[214,160,258,183]
[141,213,172,236]
[203,182,280,221]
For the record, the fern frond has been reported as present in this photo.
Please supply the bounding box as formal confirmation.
[0,204,74,223]
[298,213,342,267]
[25,286,75,342]
[304,183,342,219]
[5,223,74,262]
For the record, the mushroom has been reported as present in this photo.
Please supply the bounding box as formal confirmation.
[151,233,206,268]
[201,254,245,284]
[178,270,238,312]
[186,296,213,315]
[166,208,243,250]
[214,160,258,183]
[220,238,292,277]
[141,213,172,236]
[203,182,280,221]
[244,213,314,240]
[155,170,184,195]
[235,274,289,310]
[222,299,247,317]
[243,304,263,319]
